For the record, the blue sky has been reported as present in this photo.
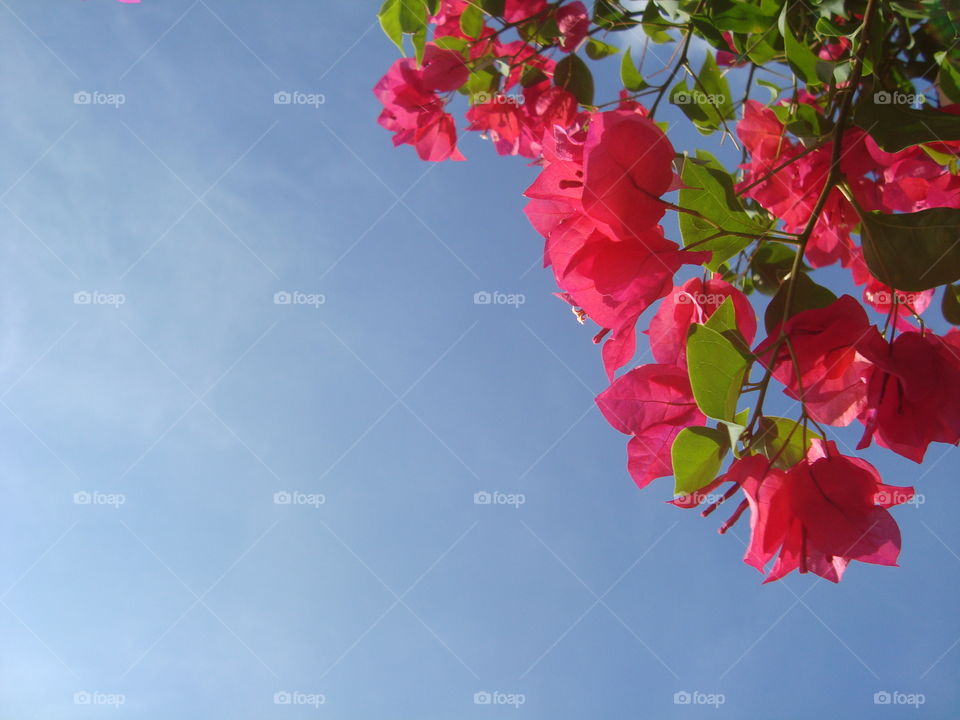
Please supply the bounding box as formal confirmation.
[0,1,957,717]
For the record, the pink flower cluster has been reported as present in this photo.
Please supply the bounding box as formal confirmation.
[373,2,960,583]
[374,0,590,161]
[738,99,960,321]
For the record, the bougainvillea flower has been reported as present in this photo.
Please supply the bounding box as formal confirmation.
[737,99,789,162]
[737,102,856,268]
[741,441,913,583]
[881,155,960,212]
[468,82,580,159]
[419,45,470,92]
[817,37,850,60]
[556,2,589,52]
[525,111,708,379]
[802,190,860,268]
[548,217,708,377]
[524,124,587,235]
[373,57,438,116]
[374,54,464,162]
[738,100,960,272]
[531,85,580,129]
[646,275,756,366]
[431,1,474,39]
[581,111,676,237]
[596,364,705,489]
[847,248,933,330]
[857,330,960,462]
[466,97,524,155]
[755,295,879,426]
[503,0,548,23]
[413,110,465,162]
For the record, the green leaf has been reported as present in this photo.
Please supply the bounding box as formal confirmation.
[920,143,957,168]
[554,54,594,106]
[859,207,960,292]
[434,36,468,53]
[756,78,782,102]
[620,49,647,91]
[398,0,427,32]
[943,285,960,325]
[678,151,770,270]
[378,0,428,53]
[751,242,800,295]
[689,14,729,51]
[519,16,560,44]
[519,65,547,87]
[378,0,406,52]
[686,324,750,421]
[832,60,851,85]
[815,16,848,36]
[466,64,500,97]
[889,1,941,19]
[586,38,620,60]
[704,296,753,358]
[757,417,822,468]
[814,0,847,18]
[479,0,506,15]
[738,27,779,65]
[940,51,960,104]
[699,52,734,119]
[815,59,836,84]
[704,296,738,334]
[460,3,485,38]
[642,0,673,42]
[670,80,705,126]
[779,5,822,86]
[721,408,751,454]
[672,426,730,496]
[763,272,837,333]
[853,98,960,152]
[709,0,775,32]
[655,0,689,21]
[594,0,641,30]
[704,297,752,362]
[772,100,825,139]
[412,26,427,64]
